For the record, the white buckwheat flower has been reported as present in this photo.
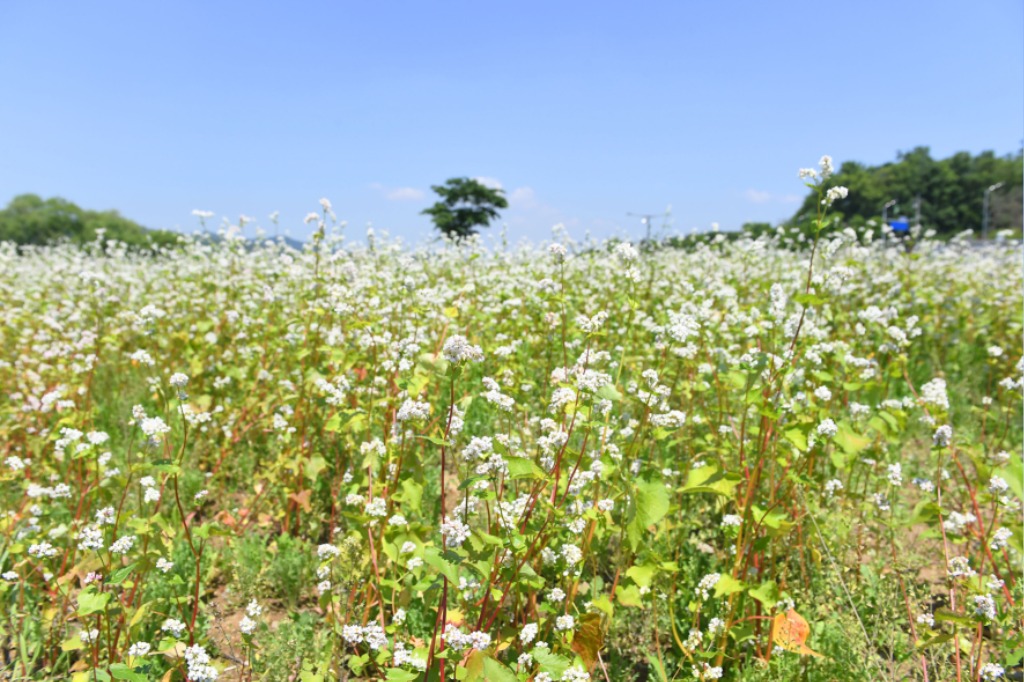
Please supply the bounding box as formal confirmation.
[442,335,483,364]
[127,641,151,657]
[696,573,720,601]
[555,614,575,631]
[162,618,187,638]
[824,186,848,205]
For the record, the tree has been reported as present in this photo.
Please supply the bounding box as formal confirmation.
[0,194,179,247]
[421,178,508,240]
[789,147,1023,235]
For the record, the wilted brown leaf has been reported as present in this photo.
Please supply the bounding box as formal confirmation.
[770,609,823,658]
[571,612,605,670]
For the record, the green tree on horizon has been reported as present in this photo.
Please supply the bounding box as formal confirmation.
[0,194,179,247]
[790,147,1023,234]
[421,178,509,240]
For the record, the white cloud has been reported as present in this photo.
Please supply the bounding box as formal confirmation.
[508,186,537,209]
[473,176,504,190]
[385,187,425,202]
[370,183,426,202]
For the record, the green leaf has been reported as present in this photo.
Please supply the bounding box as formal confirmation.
[647,652,669,682]
[109,664,147,682]
[794,292,826,306]
[784,428,808,452]
[193,522,229,539]
[304,456,328,481]
[616,584,644,607]
[830,448,852,471]
[532,648,571,678]
[473,529,504,546]
[384,669,419,681]
[399,479,423,513]
[77,587,110,616]
[680,465,742,497]
[591,594,614,618]
[748,580,780,607]
[347,653,369,675]
[506,456,546,480]
[910,501,941,525]
[868,416,890,437]
[423,548,460,585]
[481,657,519,682]
[107,562,137,585]
[626,563,657,589]
[61,636,84,652]
[934,608,972,626]
[404,371,431,397]
[458,476,486,491]
[714,574,745,598]
[325,411,366,434]
[626,478,671,551]
[751,505,793,535]
[916,633,953,650]
[995,455,1023,502]
[878,410,899,431]
[834,422,871,456]
[725,370,748,389]
[596,384,623,402]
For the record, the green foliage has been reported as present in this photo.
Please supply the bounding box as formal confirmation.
[790,147,1024,235]
[265,534,316,607]
[626,478,671,551]
[420,177,508,239]
[0,193,179,247]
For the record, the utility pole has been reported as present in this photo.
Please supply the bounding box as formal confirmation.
[627,212,660,243]
[914,195,921,228]
[882,200,897,227]
[983,182,1004,240]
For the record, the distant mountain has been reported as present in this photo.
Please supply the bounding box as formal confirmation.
[279,235,305,250]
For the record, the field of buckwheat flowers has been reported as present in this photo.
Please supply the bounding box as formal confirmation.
[0,159,1021,682]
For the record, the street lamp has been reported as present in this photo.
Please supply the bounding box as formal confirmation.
[882,200,897,227]
[983,182,1004,240]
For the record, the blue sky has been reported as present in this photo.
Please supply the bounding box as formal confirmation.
[1,1,1021,244]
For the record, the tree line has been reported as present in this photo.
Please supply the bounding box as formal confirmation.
[2,148,1019,248]
[788,147,1022,235]
[0,194,179,248]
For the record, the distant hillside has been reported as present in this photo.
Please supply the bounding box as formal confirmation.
[0,195,311,251]
[0,194,179,248]
[791,148,1022,234]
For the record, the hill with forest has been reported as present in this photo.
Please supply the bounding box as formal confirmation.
[790,147,1022,234]
[0,194,180,248]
